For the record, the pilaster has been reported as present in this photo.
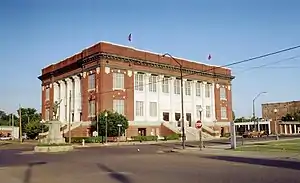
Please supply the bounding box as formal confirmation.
[58,80,66,122]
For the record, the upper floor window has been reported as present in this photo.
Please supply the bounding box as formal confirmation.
[196,82,201,96]
[205,84,211,98]
[88,74,95,90]
[162,77,169,93]
[196,105,202,119]
[88,100,96,117]
[149,75,157,92]
[185,80,191,96]
[174,79,180,95]
[113,73,124,89]
[135,73,144,91]
[220,87,226,100]
[45,87,50,100]
[149,102,157,117]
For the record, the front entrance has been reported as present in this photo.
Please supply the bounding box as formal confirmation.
[138,128,146,136]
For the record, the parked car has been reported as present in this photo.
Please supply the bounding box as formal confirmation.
[242,130,267,138]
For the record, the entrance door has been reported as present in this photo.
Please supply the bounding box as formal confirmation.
[138,128,146,136]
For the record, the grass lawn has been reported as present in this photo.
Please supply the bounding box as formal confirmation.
[235,139,300,152]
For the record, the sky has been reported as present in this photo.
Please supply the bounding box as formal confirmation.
[1,0,300,118]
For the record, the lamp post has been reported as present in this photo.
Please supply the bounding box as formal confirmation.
[252,91,267,131]
[40,119,45,133]
[274,108,279,140]
[199,106,203,150]
[162,53,186,149]
[105,111,108,144]
[117,124,122,145]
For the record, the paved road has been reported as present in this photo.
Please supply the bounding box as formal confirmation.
[1,144,300,183]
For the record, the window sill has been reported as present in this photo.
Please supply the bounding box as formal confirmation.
[220,98,227,101]
[88,89,96,92]
[113,88,125,91]
[221,118,228,120]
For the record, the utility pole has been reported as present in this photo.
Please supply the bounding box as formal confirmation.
[19,105,22,143]
[12,114,14,139]
[68,90,72,144]
[96,86,99,137]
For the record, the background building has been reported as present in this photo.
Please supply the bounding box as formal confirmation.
[262,101,300,134]
[38,41,234,139]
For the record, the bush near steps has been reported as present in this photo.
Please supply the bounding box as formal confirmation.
[64,134,180,144]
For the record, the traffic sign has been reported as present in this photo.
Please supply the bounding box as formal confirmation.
[195,120,202,129]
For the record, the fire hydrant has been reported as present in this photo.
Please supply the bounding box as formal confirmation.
[82,139,85,146]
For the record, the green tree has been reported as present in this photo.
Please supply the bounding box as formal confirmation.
[25,120,44,139]
[92,110,129,137]
[17,108,41,132]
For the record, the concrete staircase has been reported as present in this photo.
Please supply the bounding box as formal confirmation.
[161,121,219,141]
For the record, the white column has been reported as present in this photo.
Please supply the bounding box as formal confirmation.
[144,73,150,122]
[202,82,206,122]
[192,81,197,124]
[53,82,59,103]
[284,125,287,134]
[73,75,81,122]
[65,78,72,123]
[170,77,175,123]
[294,125,297,134]
[58,80,66,122]
[211,83,216,122]
[289,124,292,134]
[158,75,163,122]
[268,121,271,134]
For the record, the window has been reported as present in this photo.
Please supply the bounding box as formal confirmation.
[88,74,95,90]
[196,105,202,119]
[174,79,180,94]
[220,87,226,100]
[136,101,144,116]
[45,108,50,121]
[149,75,157,92]
[113,73,124,89]
[162,77,169,93]
[186,113,191,127]
[205,106,211,118]
[149,102,157,117]
[88,100,96,117]
[205,84,211,98]
[175,113,181,127]
[45,87,50,100]
[163,112,169,121]
[221,107,227,119]
[196,82,201,96]
[113,100,125,115]
[135,73,144,91]
[185,80,191,96]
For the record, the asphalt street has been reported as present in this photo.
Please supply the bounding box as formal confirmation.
[1,141,300,183]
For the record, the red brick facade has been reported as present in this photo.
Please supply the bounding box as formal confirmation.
[39,42,234,137]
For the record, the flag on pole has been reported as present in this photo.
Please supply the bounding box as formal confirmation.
[208,54,212,60]
[128,33,132,42]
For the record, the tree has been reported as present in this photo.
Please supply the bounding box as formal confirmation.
[16,108,41,133]
[25,120,45,139]
[92,110,129,137]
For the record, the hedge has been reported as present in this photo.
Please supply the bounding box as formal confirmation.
[65,137,103,143]
[131,135,158,141]
[163,133,180,141]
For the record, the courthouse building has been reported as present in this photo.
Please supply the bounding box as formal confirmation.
[38,41,234,139]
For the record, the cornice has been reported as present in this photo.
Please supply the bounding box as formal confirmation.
[38,52,235,81]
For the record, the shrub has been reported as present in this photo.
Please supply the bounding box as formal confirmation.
[163,133,180,141]
[65,137,103,143]
[131,135,158,141]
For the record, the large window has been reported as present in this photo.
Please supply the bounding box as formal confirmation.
[135,73,144,91]
[205,84,211,98]
[88,74,95,90]
[88,100,96,117]
[220,87,226,100]
[196,82,201,96]
[149,102,157,117]
[196,105,202,119]
[136,101,144,116]
[174,79,180,94]
[163,112,169,121]
[113,73,124,89]
[45,87,50,100]
[149,75,157,92]
[162,77,169,93]
[113,100,125,115]
[205,106,211,118]
[185,80,191,96]
[186,113,191,127]
[221,107,227,119]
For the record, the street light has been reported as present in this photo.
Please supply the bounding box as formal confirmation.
[162,53,186,149]
[252,91,267,131]
[117,124,122,145]
[105,111,108,144]
[198,106,203,150]
[274,108,279,140]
